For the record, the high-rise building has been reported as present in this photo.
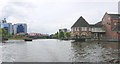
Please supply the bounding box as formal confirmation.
[0,18,12,34]
[0,18,7,23]
[13,23,27,34]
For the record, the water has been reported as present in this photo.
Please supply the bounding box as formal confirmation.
[1,39,119,62]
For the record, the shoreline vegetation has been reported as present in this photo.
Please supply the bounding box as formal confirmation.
[7,30,71,40]
[8,38,25,40]
[1,28,120,42]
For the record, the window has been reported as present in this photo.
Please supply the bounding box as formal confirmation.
[108,17,110,20]
[77,27,79,31]
[81,33,87,38]
[89,28,92,31]
[72,28,75,31]
[107,22,110,25]
[92,28,95,31]
[114,22,117,25]
[76,27,77,31]
[98,28,101,31]
[74,27,77,31]
[71,28,73,31]
[81,27,87,31]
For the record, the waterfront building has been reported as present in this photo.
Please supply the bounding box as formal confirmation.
[71,16,105,39]
[71,16,90,38]
[89,22,105,39]
[28,33,49,38]
[28,33,42,36]
[102,12,120,40]
[13,33,28,38]
[0,18,12,34]
[13,23,27,34]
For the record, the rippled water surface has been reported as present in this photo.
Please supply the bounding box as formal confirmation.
[1,39,119,62]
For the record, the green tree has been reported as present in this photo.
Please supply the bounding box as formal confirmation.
[51,32,59,39]
[2,28,8,37]
[58,31,64,39]
[8,34,12,38]
[65,32,71,38]
[0,28,8,40]
[52,34,57,38]
[0,28,2,37]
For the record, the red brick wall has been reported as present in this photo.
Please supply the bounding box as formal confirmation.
[102,13,119,39]
[71,27,91,38]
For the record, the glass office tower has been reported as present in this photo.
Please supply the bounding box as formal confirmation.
[0,18,12,34]
[13,24,27,34]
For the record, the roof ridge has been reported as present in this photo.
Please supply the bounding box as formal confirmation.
[71,16,89,28]
[108,14,119,15]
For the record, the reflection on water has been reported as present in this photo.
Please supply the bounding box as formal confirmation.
[1,39,120,62]
[71,41,119,62]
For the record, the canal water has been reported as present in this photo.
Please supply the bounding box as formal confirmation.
[1,39,119,62]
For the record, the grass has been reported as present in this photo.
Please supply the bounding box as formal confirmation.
[8,37,33,40]
[8,38,25,40]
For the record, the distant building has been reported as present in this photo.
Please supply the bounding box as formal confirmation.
[28,33,49,37]
[13,33,28,38]
[71,16,105,39]
[1,18,7,23]
[59,28,69,33]
[102,12,120,40]
[28,33,49,39]
[28,33,42,36]
[13,23,27,34]
[0,18,12,34]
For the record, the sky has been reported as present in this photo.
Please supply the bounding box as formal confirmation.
[0,0,119,34]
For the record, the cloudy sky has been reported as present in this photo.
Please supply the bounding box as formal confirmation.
[0,0,119,34]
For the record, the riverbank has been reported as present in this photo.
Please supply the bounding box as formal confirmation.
[8,38,24,40]
[7,37,120,42]
[8,38,33,41]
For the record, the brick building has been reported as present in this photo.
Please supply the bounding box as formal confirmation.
[71,16,105,39]
[71,16,90,38]
[102,12,120,40]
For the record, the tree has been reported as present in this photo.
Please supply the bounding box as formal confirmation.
[2,28,7,37]
[50,32,59,39]
[52,34,57,38]
[65,32,71,38]
[58,31,64,39]
[50,34,53,38]
[0,28,8,40]
[8,34,12,38]
[0,28,2,36]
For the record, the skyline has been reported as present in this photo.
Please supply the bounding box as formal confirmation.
[0,0,119,34]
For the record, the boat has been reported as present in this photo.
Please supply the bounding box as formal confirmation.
[24,38,32,41]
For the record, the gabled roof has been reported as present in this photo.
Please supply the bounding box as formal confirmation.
[71,16,89,28]
[108,14,120,19]
[89,21,103,27]
[94,21,103,27]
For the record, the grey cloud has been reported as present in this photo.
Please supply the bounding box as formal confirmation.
[1,1,35,20]
[0,1,118,34]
